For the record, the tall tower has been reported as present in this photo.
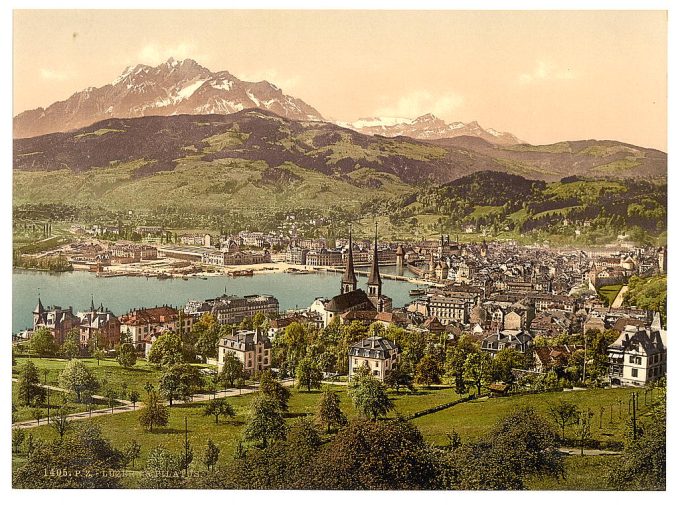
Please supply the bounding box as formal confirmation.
[367,223,382,308]
[33,295,45,327]
[341,226,358,294]
[395,244,405,271]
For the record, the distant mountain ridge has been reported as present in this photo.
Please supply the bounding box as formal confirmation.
[339,113,522,145]
[13,109,666,184]
[13,58,324,138]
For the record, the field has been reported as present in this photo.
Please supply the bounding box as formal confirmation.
[12,370,654,489]
[597,284,623,307]
[12,357,171,395]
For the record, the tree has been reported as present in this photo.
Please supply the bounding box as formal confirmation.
[60,329,81,360]
[140,446,184,489]
[116,342,137,368]
[12,428,25,454]
[575,408,593,456]
[384,366,415,393]
[129,390,140,410]
[281,322,307,367]
[243,394,287,448]
[58,360,99,403]
[316,387,347,433]
[415,354,443,387]
[123,440,141,469]
[13,423,125,489]
[203,439,220,471]
[218,352,245,388]
[259,370,291,412]
[445,334,478,394]
[51,405,72,440]
[93,349,105,366]
[29,328,56,357]
[608,397,665,490]
[313,418,440,490]
[490,348,525,384]
[138,391,170,432]
[452,407,563,490]
[295,357,323,391]
[31,407,44,426]
[16,360,45,406]
[148,332,184,367]
[193,313,220,359]
[463,351,491,396]
[159,363,202,406]
[348,374,394,420]
[203,398,236,424]
[548,400,578,441]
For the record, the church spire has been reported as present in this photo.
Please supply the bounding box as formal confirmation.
[341,225,357,294]
[367,222,383,310]
[90,294,96,312]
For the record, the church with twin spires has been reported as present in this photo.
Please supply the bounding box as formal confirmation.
[314,225,393,327]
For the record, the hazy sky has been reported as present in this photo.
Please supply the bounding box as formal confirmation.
[13,10,667,150]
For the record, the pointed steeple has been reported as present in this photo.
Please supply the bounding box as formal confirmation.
[90,294,96,312]
[341,226,357,294]
[34,295,45,314]
[368,222,382,289]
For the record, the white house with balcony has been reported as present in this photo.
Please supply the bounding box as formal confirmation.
[348,336,400,381]
[607,318,666,387]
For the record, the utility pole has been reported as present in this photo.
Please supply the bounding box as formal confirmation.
[44,369,50,424]
[582,323,587,383]
[632,392,638,440]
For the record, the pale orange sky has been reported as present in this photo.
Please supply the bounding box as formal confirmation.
[13,10,667,150]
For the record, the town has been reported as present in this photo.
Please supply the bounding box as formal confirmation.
[12,224,667,490]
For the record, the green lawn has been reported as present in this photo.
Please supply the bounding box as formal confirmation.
[12,381,113,423]
[597,284,623,307]
[13,357,167,396]
[12,371,650,490]
[412,387,644,447]
[526,455,617,490]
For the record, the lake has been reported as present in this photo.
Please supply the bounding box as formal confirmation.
[12,268,416,333]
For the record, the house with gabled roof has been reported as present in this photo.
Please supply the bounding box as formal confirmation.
[608,323,666,387]
[348,336,400,381]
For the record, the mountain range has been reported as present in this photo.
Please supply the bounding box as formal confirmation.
[14,58,520,146]
[339,114,521,145]
[13,58,324,139]
[14,109,666,184]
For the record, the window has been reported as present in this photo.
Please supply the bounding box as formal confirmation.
[631,368,638,378]
[629,356,635,363]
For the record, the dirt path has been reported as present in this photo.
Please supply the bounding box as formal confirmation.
[558,447,621,456]
[611,285,629,308]
[12,378,295,429]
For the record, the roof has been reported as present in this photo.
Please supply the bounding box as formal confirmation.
[120,306,179,326]
[325,289,371,313]
[349,336,398,360]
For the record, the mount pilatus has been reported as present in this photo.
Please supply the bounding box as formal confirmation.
[13,57,325,138]
[340,114,521,145]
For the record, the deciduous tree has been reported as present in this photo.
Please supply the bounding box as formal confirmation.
[316,387,347,433]
[58,360,99,403]
[138,391,170,432]
[29,328,56,357]
[348,374,394,420]
[243,394,287,448]
[218,352,245,388]
[203,398,236,424]
[203,439,220,471]
[159,363,202,406]
[16,360,45,406]
[295,357,323,391]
